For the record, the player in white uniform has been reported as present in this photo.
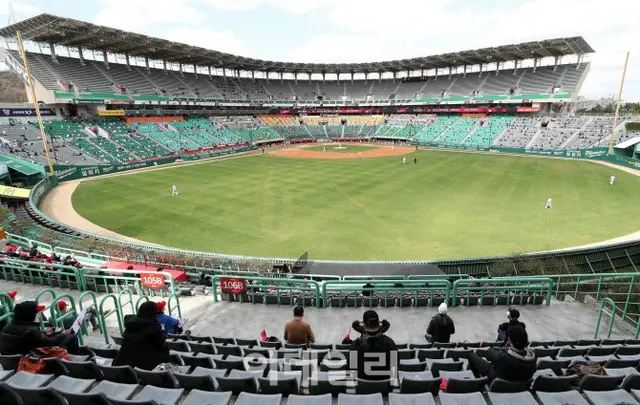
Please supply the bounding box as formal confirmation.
[402,157,406,165]
[545,198,552,209]
[610,175,615,186]
[172,185,178,196]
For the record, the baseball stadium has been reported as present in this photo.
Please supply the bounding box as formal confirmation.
[0,10,639,405]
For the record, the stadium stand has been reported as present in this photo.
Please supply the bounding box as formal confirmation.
[462,116,514,147]
[9,49,589,102]
[414,116,459,143]
[492,117,542,148]
[528,117,591,150]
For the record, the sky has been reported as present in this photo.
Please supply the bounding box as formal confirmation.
[0,0,639,100]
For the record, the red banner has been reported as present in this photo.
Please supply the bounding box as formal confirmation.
[220,277,247,294]
[140,273,166,289]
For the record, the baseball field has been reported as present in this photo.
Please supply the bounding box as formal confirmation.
[71,146,640,260]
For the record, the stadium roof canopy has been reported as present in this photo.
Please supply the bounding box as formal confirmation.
[0,13,595,74]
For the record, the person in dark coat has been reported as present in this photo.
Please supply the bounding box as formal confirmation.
[113,301,170,370]
[0,301,73,355]
[498,308,526,342]
[425,303,455,343]
[350,310,397,381]
[462,326,536,383]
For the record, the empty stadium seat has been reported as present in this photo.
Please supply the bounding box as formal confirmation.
[131,386,184,405]
[439,392,487,405]
[235,392,282,405]
[47,375,95,393]
[338,393,384,405]
[182,390,232,405]
[88,380,139,401]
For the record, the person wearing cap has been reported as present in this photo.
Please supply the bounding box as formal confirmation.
[113,301,171,370]
[0,301,74,355]
[425,303,455,343]
[284,306,315,347]
[350,310,397,381]
[57,301,100,332]
[498,308,526,342]
[0,291,17,332]
[462,326,536,383]
[155,301,182,335]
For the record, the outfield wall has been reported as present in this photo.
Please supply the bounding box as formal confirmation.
[26,145,640,276]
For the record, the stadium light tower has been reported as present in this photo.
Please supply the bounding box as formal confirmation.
[16,30,55,174]
[608,51,630,156]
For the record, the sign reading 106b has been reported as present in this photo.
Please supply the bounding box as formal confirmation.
[220,277,247,294]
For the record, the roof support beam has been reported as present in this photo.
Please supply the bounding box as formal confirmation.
[77,45,84,64]
[49,41,57,62]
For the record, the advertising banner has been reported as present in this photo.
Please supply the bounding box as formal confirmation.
[0,108,55,117]
[98,109,125,117]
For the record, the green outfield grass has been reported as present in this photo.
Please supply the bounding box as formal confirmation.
[72,150,640,260]
[305,144,377,153]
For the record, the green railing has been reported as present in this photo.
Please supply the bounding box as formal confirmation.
[0,258,83,290]
[0,292,15,326]
[80,268,177,296]
[210,275,321,307]
[321,280,451,308]
[594,298,617,339]
[451,277,553,307]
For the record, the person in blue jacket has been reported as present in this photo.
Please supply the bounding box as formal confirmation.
[155,301,182,335]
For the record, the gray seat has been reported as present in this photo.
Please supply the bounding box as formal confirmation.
[213,358,244,371]
[309,371,350,396]
[6,371,55,388]
[488,392,538,405]
[98,365,139,384]
[398,362,427,372]
[355,378,392,396]
[258,375,298,396]
[398,370,433,382]
[235,392,282,405]
[288,393,331,405]
[431,360,464,377]
[488,378,532,392]
[537,391,589,405]
[59,359,103,380]
[48,375,95,393]
[182,390,232,405]
[439,392,488,405]
[89,380,139,400]
[0,355,21,372]
[439,370,475,380]
[179,353,214,369]
[2,385,68,405]
[531,375,578,392]
[52,391,112,405]
[389,392,436,405]
[579,374,624,391]
[166,340,190,352]
[0,370,15,381]
[173,372,216,391]
[132,386,184,405]
[444,377,488,393]
[605,367,640,377]
[229,369,264,379]
[338,393,384,405]
[215,376,258,395]
[266,370,302,388]
[584,389,640,405]
[0,381,24,405]
[399,377,441,395]
[190,342,215,355]
[134,367,177,388]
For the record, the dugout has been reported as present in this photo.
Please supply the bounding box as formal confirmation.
[613,136,640,160]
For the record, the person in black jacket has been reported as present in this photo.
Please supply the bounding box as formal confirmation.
[350,310,397,381]
[497,308,526,342]
[113,301,170,370]
[0,301,74,355]
[463,326,536,383]
[425,303,455,343]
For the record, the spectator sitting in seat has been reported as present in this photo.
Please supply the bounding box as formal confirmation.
[57,300,100,332]
[350,310,397,381]
[425,303,455,343]
[0,301,75,355]
[155,301,182,335]
[29,244,38,258]
[113,301,170,370]
[284,306,315,346]
[463,326,535,383]
[498,308,526,342]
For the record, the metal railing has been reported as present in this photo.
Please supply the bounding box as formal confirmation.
[451,277,553,307]
[210,275,321,307]
[594,298,617,339]
[321,280,451,308]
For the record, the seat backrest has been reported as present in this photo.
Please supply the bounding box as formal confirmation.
[605,358,640,369]
[355,378,392,396]
[134,368,177,389]
[622,374,640,391]
[8,385,68,405]
[416,349,444,361]
[190,342,215,355]
[235,339,258,347]
[215,376,258,395]
[532,347,559,359]
[337,393,384,405]
[431,360,463,377]
[0,382,25,405]
[258,376,299,395]
[489,378,532,393]
[58,391,113,405]
[173,373,216,391]
[579,374,624,391]
[235,392,282,405]
[445,377,488,393]
[537,359,570,375]
[213,359,245,371]
[399,377,441,395]
[60,359,103,380]
[98,365,139,384]
[531,375,579,392]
